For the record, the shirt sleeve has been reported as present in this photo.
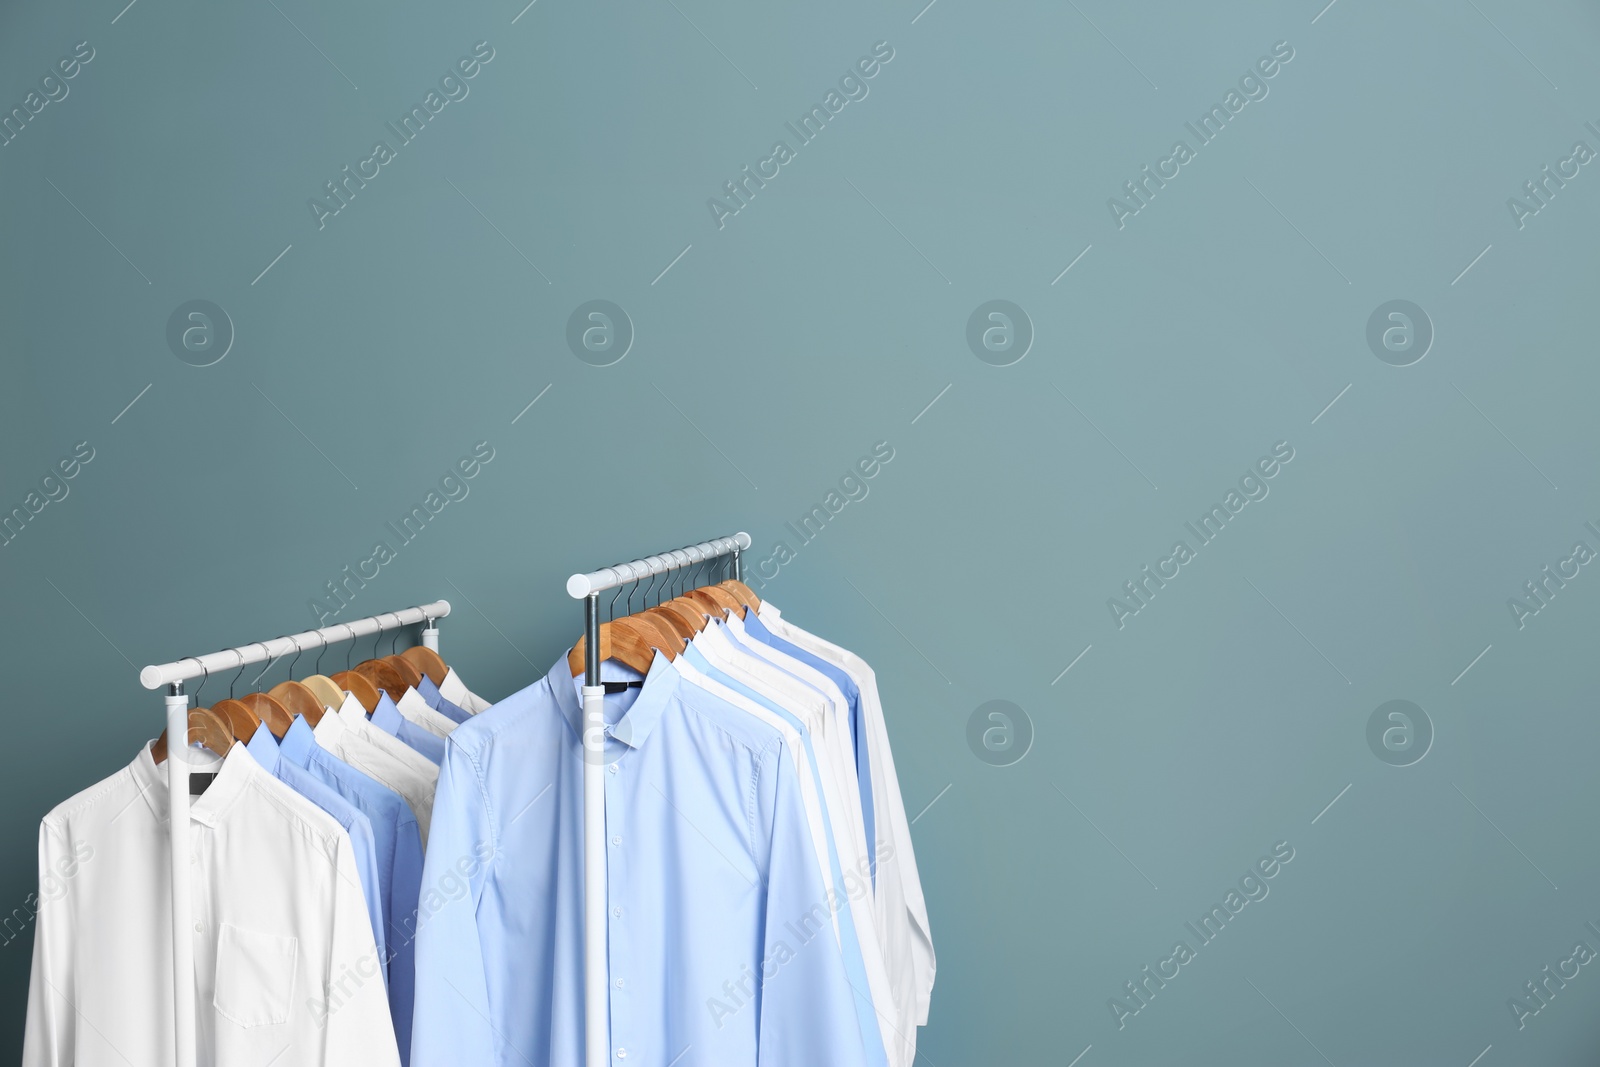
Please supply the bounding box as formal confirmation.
[387,811,424,1064]
[21,822,71,1067]
[409,742,498,1067]
[754,745,876,1067]
[323,832,403,1067]
[344,812,388,996]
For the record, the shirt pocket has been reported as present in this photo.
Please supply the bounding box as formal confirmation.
[213,922,299,1028]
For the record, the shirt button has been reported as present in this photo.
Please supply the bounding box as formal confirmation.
[612,907,623,918]
[193,922,203,933]
[615,1049,626,1060]
[611,836,622,846]
[615,978,625,989]
[608,764,618,775]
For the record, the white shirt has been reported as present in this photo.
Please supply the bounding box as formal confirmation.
[396,686,458,739]
[23,743,399,1067]
[316,695,439,846]
[759,602,936,1031]
[437,667,491,714]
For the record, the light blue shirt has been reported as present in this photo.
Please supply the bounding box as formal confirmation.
[373,691,447,764]
[740,611,876,884]
[245,726,387,975]
[278,715,425,1066]
[417,674,472,724]
[678,641,889,1067]
[412,654,878,1067]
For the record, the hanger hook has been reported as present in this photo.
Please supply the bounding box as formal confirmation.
[345,623,357,670]
[609,572,628,622]
[286,633,304,679]
[189,657,209,708]
[314,633,328,676]
[228,648,247,700]
[388,617,401,657]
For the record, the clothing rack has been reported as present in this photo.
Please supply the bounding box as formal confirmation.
[138,599,452,1067]
[567,532,751,1067]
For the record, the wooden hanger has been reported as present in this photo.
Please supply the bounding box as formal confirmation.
[268,679,326,727]
[635,610,688,650]
[210,698,261,742]
[332,670,381,712]
[237,692,294,739]
[300,674,345,709]
[717,579,760,616]
[646,600,701,639]
[568,612,682,677]
[303,624,356,709]
[152,707,235,763]
[354,659,408,702]
[384,655,423,689]
[683,587,736,619]
[400,645,448,686]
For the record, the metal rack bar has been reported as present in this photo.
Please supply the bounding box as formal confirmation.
[139,600,452,690]
[566,532,748,1067]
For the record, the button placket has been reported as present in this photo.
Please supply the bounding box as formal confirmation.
[189,827,218,1023]
[604,746,632,1065]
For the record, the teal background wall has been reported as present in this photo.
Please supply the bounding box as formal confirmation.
[4,0,1600,1061]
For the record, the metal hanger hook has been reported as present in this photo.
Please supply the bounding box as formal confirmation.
[286,633,304,679]
[228,649,247,700]
[609,571,629,622]
[188,658,209,708]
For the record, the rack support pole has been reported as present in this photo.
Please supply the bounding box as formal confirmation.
[581,593,608,1067]
[164,683,197,1067]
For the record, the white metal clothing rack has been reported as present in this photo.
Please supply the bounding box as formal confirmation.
[138,599,451,1067]
[567,532,751,1067]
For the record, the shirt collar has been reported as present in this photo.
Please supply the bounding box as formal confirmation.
[735,609,776,644]
[279,715,316,767]
[372,693,405,735]
[245,724,280,771]
[549,649,679,749]
[133,740,255,827]
[314,696,358,746]
[417,675,443,706]
[439,667,471,706]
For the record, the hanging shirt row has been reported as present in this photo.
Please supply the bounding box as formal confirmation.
[23,594,933,1067]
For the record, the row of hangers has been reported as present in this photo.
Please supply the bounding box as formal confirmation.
[153,553,758,763]
[567,556,762,677]
[153,621,453,764]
